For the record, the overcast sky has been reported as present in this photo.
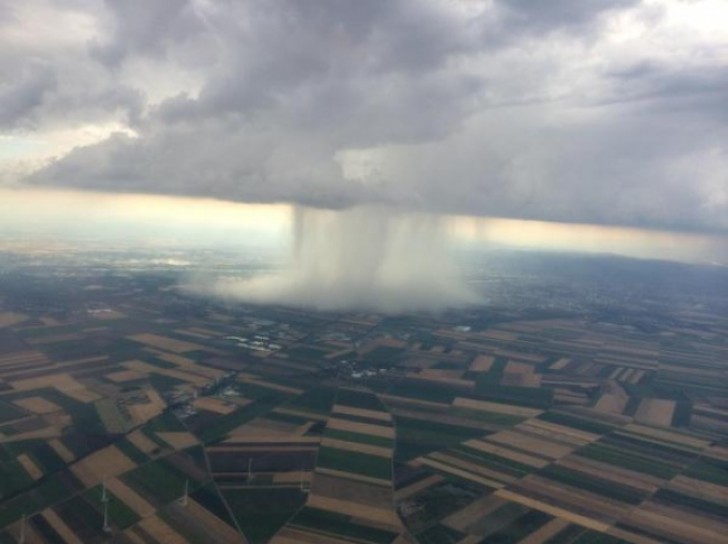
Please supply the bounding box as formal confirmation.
[1,0,727,232]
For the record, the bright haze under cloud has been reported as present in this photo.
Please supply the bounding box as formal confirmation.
[190,206,477,312]
[1,0,727,309]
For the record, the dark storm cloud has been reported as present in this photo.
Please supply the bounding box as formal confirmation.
[0,63,56,128]
[7,0,728,231]
[495,0,640,32]
[89,0,207,67]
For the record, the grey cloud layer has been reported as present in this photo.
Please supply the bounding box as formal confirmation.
[4,0,726,230]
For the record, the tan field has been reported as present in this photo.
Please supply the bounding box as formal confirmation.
[442,494,508,532]
[558,456,663,491]
[605,526,665,544]
[521,419,600,446]
[13,396,61,414]
[666,476,728,505]
[123,360,208,384]
[394,474,443,501]
[419,369,468,382]
[127,388,166,425]
[495,489,610,532]
[549,358,571,370]
[151,351,197,366]
[10,373,102,403]
[129,333,204,353]
[482,330,517,341]
[49,438,75,463]
[487,431,574,459]
[25,333,84,345]
[417,457,504,489]
[63,387,103,403]
[312,472,392,507]
[327,418,395,438]
[0,312,27,327]
[623,501,727,544]
[463,438,550,468]
[157,431,199,449]
[635,398,676,427]
[470,354,495,371]
[517,518,571,544]
[17,454,44,480]
[273,471,312,484]
[238,376,303,395]
[1,427,61,443]
[127,429,161,454]
[624,424,709,450]
[516,474,630,521]
[307,493,402,528]
[452,397,542,417]
[182,499,247,543]
[42,509,83,543]
[271,527,354,544]
[501,373,541,387]
[71,445,136,487]
[138,515,188,544]
[232,416,301,437]
[314,467,391,488]
[106,477,156,517]
[0,350,48,366]
[594,393,628,414]
[193,396,236,414]
[333,404,391,421]
[321,437,391,457]
[427,451,517,484]
[220,434,320,445]
[105,369,145,382]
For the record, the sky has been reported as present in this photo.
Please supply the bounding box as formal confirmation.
[1,0,727,259]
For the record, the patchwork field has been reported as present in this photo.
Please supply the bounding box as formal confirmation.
[0,268,726,543]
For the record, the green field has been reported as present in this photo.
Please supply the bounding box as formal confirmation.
[317,446,392,480]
